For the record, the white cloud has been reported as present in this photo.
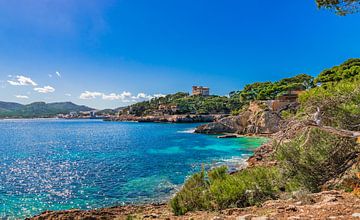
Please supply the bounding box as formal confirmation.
[79,90,159,103]
[15,95,29,99]
[55,71,61,77]
[7,75,38,86]
[34,85,55,93]
[153,94,166,98]
[132,92,154,100]
[102,93,121,100]
[48,74,53,78]
[102,91,133,101]
[65,93,72,97]
[136,93,148,99]
[121,91,132,98]
[79,91,102,99]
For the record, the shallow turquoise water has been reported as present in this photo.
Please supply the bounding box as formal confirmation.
[0,119,267,219]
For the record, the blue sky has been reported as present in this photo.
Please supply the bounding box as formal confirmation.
[0,0,359,109]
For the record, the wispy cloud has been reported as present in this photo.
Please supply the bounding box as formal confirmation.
[7,75,37,86]
[65,93,72,97]
[55,71,61,77]
[15,95,29,99]
[34,85,55,93]
[79,91,102,99]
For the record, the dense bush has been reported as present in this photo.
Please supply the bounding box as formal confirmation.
[299,75,360,131]
[170,166,282,215]
[230,74,314,102]
[276,128,359,191]
[315,58,360,84]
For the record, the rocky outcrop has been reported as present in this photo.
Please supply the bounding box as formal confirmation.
[195,101,282,135]
[195,115,244,134]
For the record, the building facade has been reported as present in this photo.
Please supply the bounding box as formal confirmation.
[192,86,210,96]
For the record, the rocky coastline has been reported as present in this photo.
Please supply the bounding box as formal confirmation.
[105,114,227,123]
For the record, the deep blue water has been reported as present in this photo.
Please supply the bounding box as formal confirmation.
[0,119,267,219]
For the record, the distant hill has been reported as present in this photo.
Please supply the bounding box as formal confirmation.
[0,101,94,118]
[0,101,24,112]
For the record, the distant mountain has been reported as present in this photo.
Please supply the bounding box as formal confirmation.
[0,101,24,112]
[0,101,94,118]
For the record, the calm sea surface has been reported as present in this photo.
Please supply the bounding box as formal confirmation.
[0,119,267,219]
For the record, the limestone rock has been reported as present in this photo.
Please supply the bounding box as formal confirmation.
[195,101,282,135]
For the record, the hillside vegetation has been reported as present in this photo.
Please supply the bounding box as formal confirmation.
[121,73,315,116]
[0,102,93,118]
[170,58,360,215]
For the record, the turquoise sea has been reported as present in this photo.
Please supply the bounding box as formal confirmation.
[0,119,267,219]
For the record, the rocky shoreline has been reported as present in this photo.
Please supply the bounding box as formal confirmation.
[29,190,360,219]
[105,114,227,123]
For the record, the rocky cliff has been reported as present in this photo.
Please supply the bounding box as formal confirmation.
[195,101,283,135]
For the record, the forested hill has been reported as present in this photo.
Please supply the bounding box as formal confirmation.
[0,101,94,118]
[119,74,315,116]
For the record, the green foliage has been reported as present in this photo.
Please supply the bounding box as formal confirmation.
[0,101,93,118]
[123,92,244,116]
[316,0,360,15]
[231,74,314,103]
[208,167,281,210]
[280,109,296,120]
[299,75,360,130]
[170,166,282,215]
[170,168,210,215]
[315,58,360,84]
[276,128,359,191]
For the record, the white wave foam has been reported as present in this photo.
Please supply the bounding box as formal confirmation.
[211,155,251,172]
[177,128,195,133]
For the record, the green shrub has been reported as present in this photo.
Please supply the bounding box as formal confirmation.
[280,109,296,120]
[299,75,360,131]
[170,168,210,215]
[276,128,359,191]
[209,166,281,209]
[170,166,282,215]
